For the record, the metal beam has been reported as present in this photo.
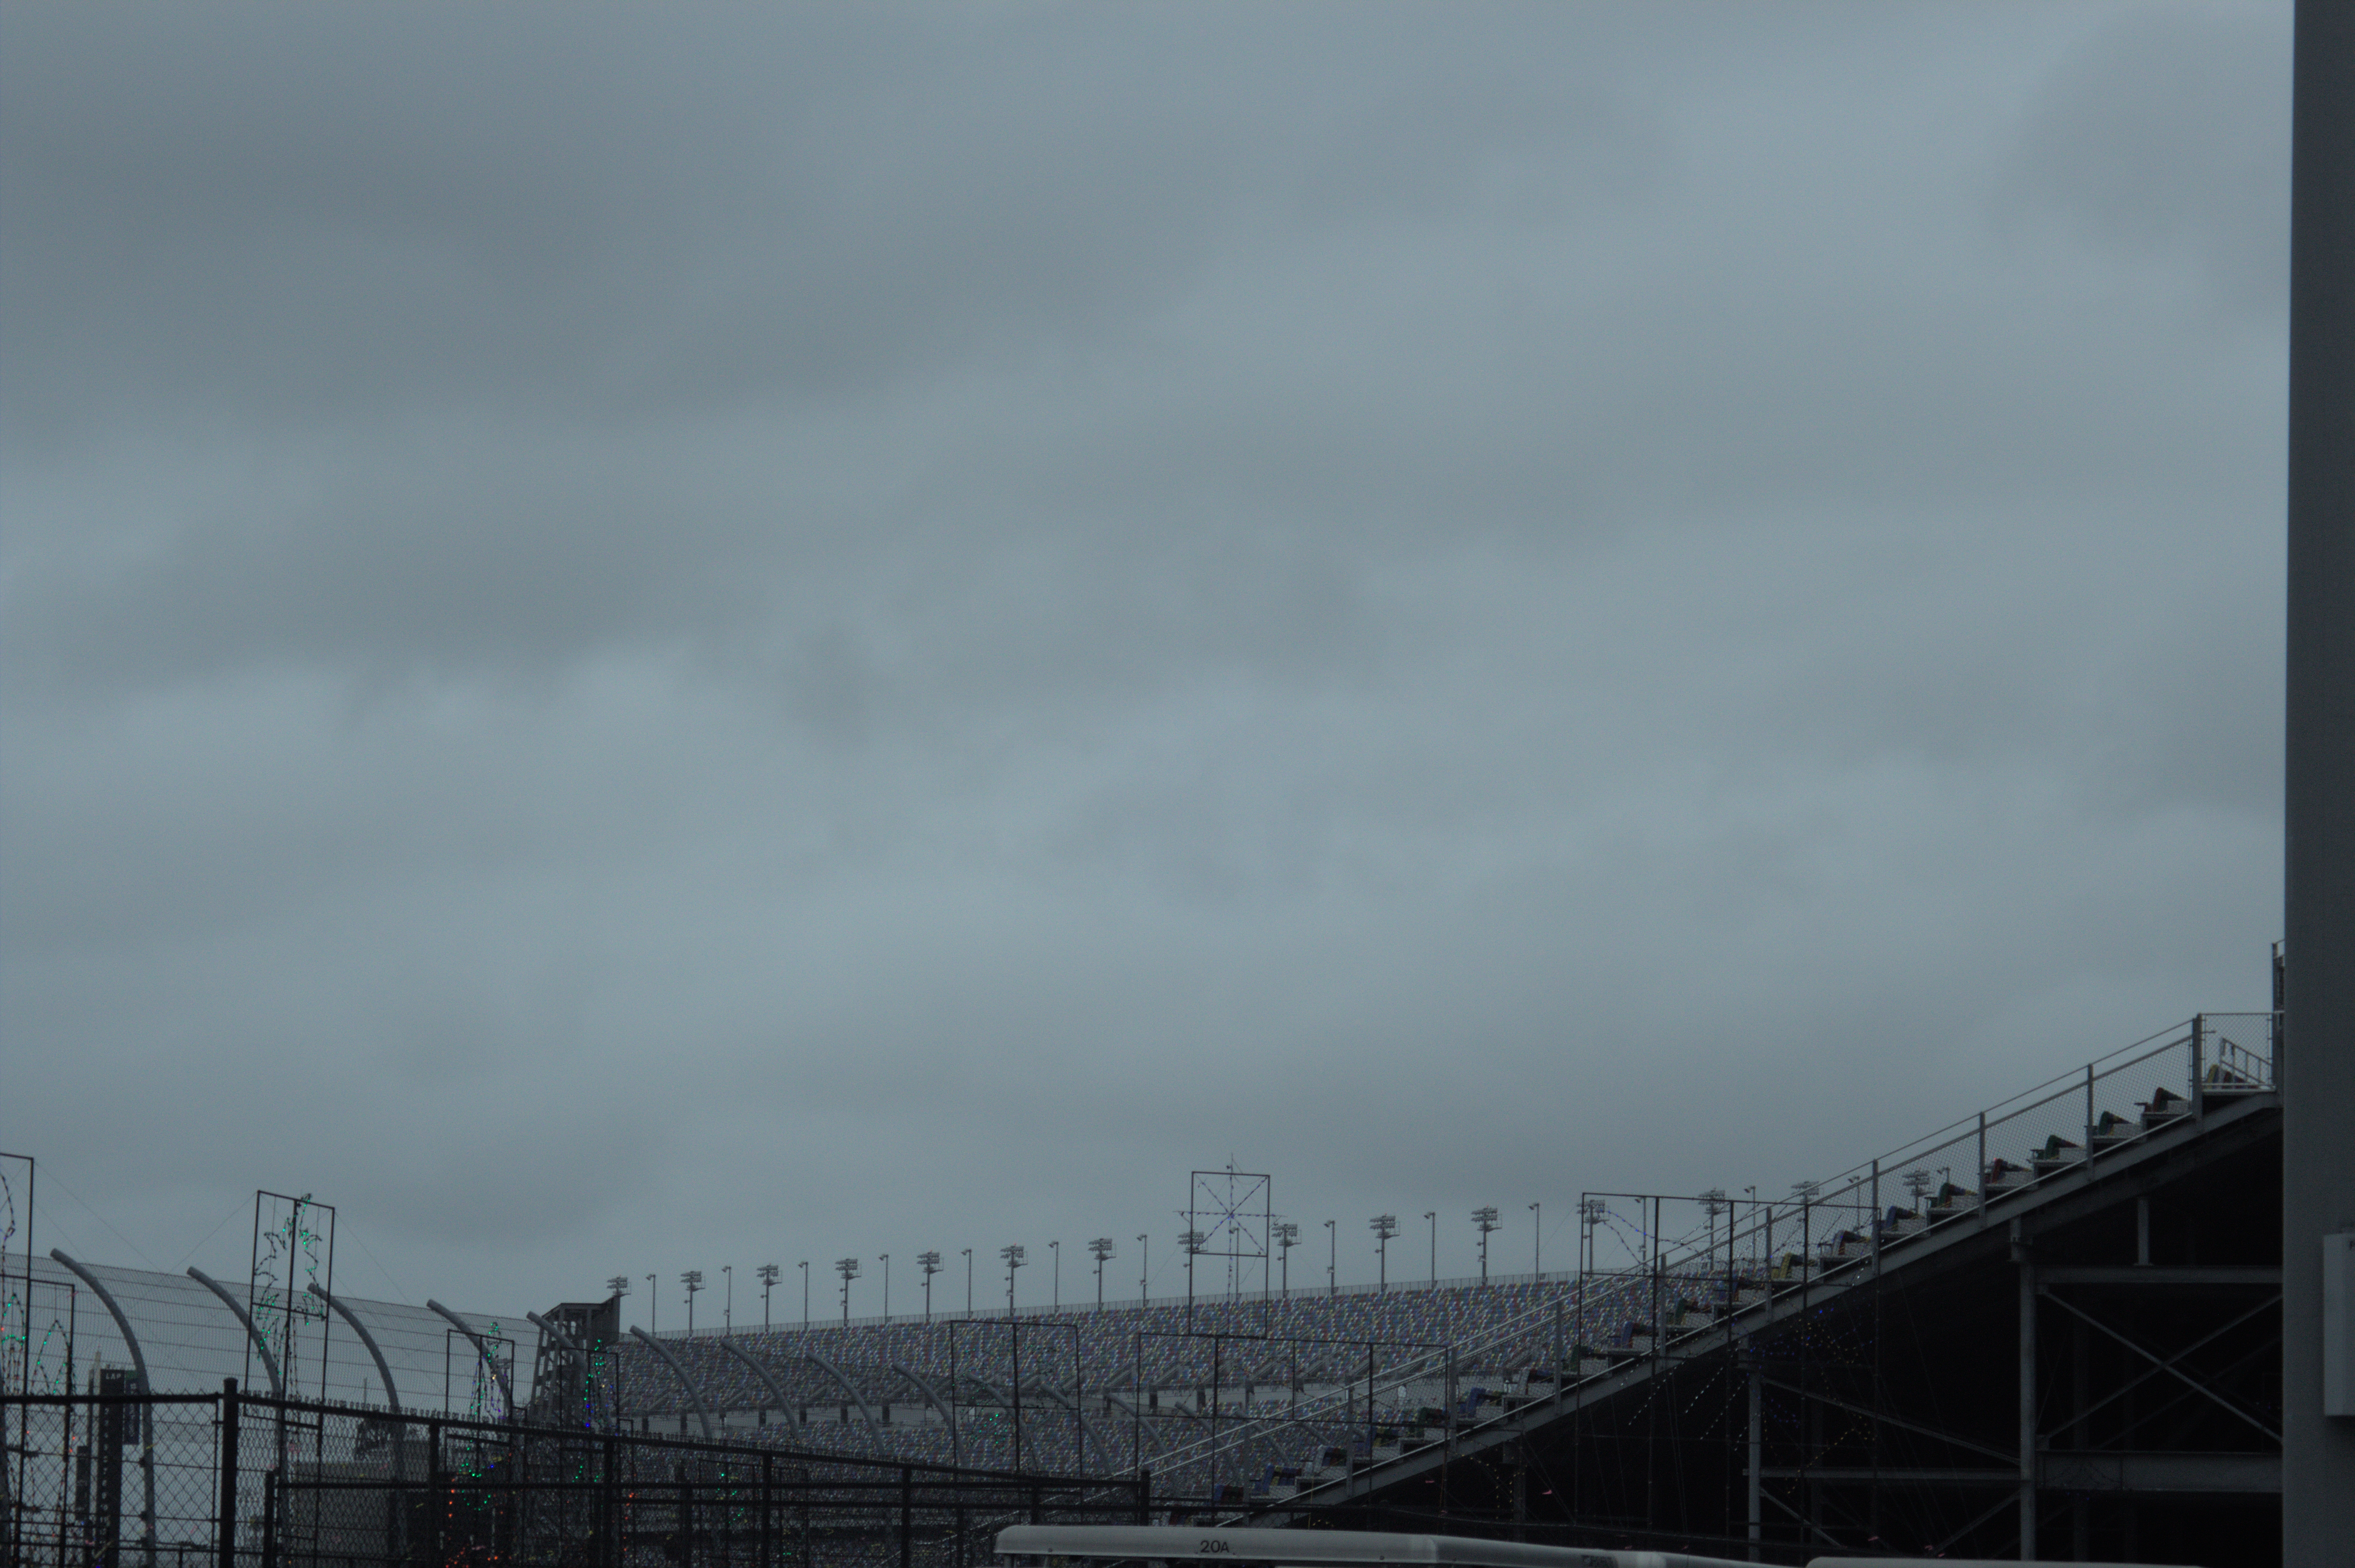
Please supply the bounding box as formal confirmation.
[185,1268,282,1398]
[309,1284,401,1417]
[2038,1265,2281,1287]
[50,1250,155,1567]
[2039,1450,2282,1494]
[426,1299,515,1416]
[628,1327,717,1441]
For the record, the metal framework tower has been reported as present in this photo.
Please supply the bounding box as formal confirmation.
[2283,4,2355,1564]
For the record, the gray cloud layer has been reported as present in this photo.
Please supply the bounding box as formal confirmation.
[2,1,2289,1317]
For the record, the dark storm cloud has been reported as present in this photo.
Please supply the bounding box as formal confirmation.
[0,2,2292,1315]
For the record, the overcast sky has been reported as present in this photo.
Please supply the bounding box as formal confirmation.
[2,1,2292,1329]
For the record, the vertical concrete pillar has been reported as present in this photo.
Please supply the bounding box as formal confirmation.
[2284,5,2355,1565]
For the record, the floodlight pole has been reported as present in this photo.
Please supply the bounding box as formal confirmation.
[1370,1215,1397,1293]
[963,1248,974,1318]
[2284,4,2355,1563]
[836,1258,859,1328]
[1324,1220,1336,1298]
[880,1254,889,1324]
[1424,1212,1436,1286]
[723,1265,733,1334]
[1137,1235,1149,1308]
[1531,1202,1541,1277]
[646,1275,656,1333]
[1049,1241,1059,1312]
[1473,1207,1500,1284]
[799,1261,809,1332]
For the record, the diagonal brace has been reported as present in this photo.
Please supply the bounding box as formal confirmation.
[2039,1290,2279,1442]
[1756,1373,2014,1465]
[2038,1289,2281,1443]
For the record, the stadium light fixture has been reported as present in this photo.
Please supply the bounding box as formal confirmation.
[1323,1220,1336,1298]
[722,1264,733,1334]
[963,1248,974,1318]
[1088,1238,1116,1314]
[919,1251,942,1324]
[1000,1244,1026,1318]
[682,1270,704,1336]
[758,1264,780,1332]
[1137,1234,1148,1308]
[879,1253,890,1324]
[1273,1223,1298,1303]
[646,1274,657,1333]
[1700,1189,1728,1262]
[1369,1215,1398,1294]
[1423,1212,1436,1286]
[1471,1207,1499,1285]
[799,1260,810,1332]
[835,1257,860,1328]
[1529,1203,1541,1277]
[1048,1240,1059,1312]
[1180,1228,1207,1326]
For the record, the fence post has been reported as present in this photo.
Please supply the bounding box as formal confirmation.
[258,1469,277,1568]
[2191,1013,2205,1117]
[1870,1161,1881,1276]
[1976,1113,1989,1227]
[426,1419,444,1567]
[217,1379,240,1568]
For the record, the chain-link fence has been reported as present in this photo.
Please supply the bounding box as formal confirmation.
[2,1387,1145,1568]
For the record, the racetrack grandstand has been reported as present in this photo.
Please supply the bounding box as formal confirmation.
[2,1009,2284,1565]
[593,1011,2283,1562]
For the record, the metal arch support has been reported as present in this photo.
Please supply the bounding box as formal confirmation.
[310,1284,401,1417]
[51,1250,156,1568]
[185,1268,283,1398]
[313,1280,405,1412]
[1019,1380,1120,1470]
[717,1337,798,1429]
[892,1362,962,1467]
[629,1327,718,1442]
[427,1299,516,1416]
[802,1349,885,1443]
[1099,1391,1173,1454]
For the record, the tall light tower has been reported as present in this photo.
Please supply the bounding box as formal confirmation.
[918,1251,942,1324]
[1088,1238,1116,1313]
[999,1244,1025,1317]
[835,1257,859,1328]
[878,1253,890,1324]
[646,1274,657,1333]
[1048,1240,1060,1312]
[2284,5,2355,1562]
[1274,1223,1298,1302]
[1323,1220,1336,1297]
[681,1270,704,1335]
[607,1275,631,1332]
[1180,1229,1206,1327]
[757,1264,780,1333]
[1137,1234,1149,1308]
[798,1261,810,1332]
[1529,1202,1541,1278]
[1369,1215,1398,1294]
[722,1264,733,1334]
[1472,1207,1500,1285]
[962,1248,973,1318]
[1424,1212,1437,1286]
